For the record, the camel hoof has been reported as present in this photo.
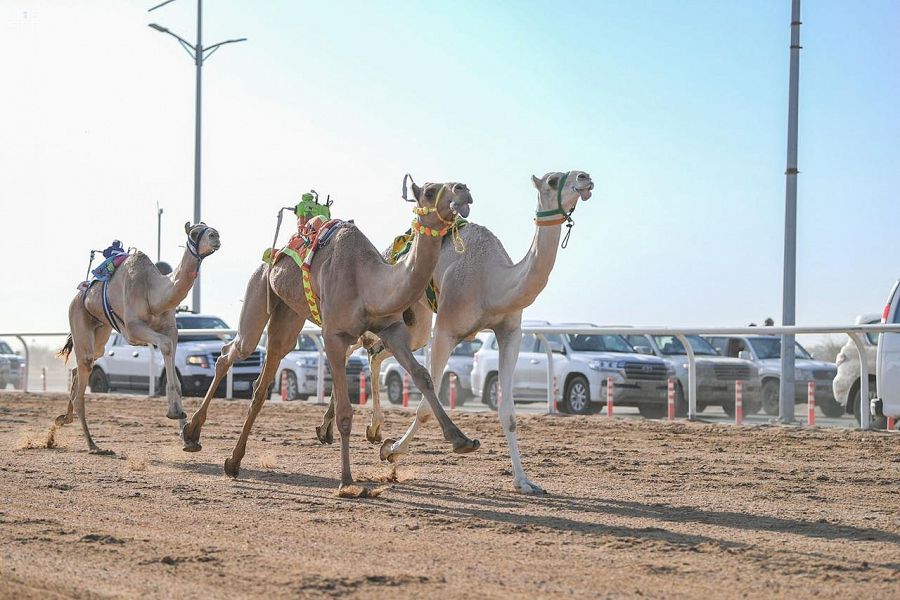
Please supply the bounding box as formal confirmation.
[89,448,115,456]
[167,410,187,421]
[379,438,400,463]
[315,423,334,445]
[514,479,547,495]
[365,423,382,444]
[452,436,480,455]
[337,483,376,499]
[182,441,202,453]
[224,458,240,479]
[54,414,72,427]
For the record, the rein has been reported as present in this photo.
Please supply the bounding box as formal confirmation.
[534,172,577,248]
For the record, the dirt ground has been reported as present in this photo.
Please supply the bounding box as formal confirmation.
[1,391,899,599]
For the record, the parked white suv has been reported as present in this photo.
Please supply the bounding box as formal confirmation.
[705,335,839,416]
[91,314,266,398]
[276,333,367,402]
[470,326,672,417]
[874,279,900,426]
[833,314,881,425]
[380,338,482,406]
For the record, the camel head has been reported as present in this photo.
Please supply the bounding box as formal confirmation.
[531,171,594,215]
[183,221,222,258]
[406,178,473,230]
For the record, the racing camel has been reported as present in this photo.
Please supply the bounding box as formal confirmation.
[317,171,594,493]
[57,223,221,454]
[180,179,479,494]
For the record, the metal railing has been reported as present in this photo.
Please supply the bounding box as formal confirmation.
[522,324,900,430]
[3,323,899,430]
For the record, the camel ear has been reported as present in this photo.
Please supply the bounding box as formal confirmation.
[411,182,422,202]
[531,175,542,189]
[184,221,191,234]
[402,173,418,202]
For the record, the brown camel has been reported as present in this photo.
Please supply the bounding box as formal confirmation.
[56,223,221,454]
[180,179,480,492]
[317,171,594,493]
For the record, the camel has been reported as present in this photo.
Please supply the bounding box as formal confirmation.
[179,179,480,492]
[316,171,594,494]
[56,222,221,454]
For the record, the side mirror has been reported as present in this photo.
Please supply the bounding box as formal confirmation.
[15,350,21,356]
[738,350,752,361]
[634,345,654,356]
[549,341,566,354]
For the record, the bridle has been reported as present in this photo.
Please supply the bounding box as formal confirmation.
[186,224,212,276]
[534,172,578,248]
[403,177,466,253]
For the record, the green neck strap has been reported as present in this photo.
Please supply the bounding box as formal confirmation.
[533,172,576,248]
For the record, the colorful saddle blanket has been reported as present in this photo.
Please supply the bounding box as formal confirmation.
[386,218,467,313]
[262,217,348,325]
[77,253,129,332]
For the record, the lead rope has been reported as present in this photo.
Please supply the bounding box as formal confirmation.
[556,172,575,249]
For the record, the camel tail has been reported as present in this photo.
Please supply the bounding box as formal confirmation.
[57,334,74,365]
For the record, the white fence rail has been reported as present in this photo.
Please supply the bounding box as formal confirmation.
[3,323,899,430]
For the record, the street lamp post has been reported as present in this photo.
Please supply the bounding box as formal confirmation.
[157,202,163,262]
[148,0,246,313]
[780,0,802,423]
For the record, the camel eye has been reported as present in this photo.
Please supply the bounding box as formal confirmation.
[425,187,435,199]
[547,176,559,189]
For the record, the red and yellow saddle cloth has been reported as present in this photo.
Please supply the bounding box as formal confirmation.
[262,217,347,325]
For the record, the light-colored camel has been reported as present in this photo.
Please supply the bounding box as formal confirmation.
[179,180,480,492]
[56,223,221,453]
[317,171,593,493]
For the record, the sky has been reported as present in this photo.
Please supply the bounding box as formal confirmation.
[1,0,898,343]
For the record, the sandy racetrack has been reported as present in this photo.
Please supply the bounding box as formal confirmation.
[1,391,899,599]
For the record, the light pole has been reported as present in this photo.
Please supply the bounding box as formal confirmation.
[157,202,163,262]
[148,0,246,313]
[780,0,802,423]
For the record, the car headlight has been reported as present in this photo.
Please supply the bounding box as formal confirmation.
[589,359,625,371]
[296,357,318,367]
[187,354,209,369]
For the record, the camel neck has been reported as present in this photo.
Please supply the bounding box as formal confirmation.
[161,248,201,312]
[377,226,442,316]
[496,199,563,312]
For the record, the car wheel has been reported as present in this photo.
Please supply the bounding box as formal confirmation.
[482,373,499,411]
[281,371,299,400]
[852,383,885,429]
[761,380,779,416]
[817,394,844,418]
[674,383,688,417]
[638,404,668,419]
[386,372,404,405]
[564,375,594,415]
[438,374,451,407]
[88,368,109,394]
[721,398,736,418]
[158,370,183,397]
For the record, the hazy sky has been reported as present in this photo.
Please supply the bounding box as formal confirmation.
[2,1,898,340]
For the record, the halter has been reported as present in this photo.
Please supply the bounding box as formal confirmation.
[410,184,466,253]
[534,172,577,248]
[186,224,211,276]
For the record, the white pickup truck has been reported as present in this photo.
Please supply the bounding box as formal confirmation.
[874,279,900,424]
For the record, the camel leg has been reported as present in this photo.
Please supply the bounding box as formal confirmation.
[182,284,293,451]
[55,368,77,426]
[495,326,544,494]
[379,322,478,462]
[124,320,187,426]
[364,349,389,443]
[321,331,360,490]
[224,306,301,478]
[72,355,110,454]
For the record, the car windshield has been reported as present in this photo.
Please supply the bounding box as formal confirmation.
[0,341,12,354]
[565,334,634,353]
[296,335,319,351]
[748,338,812,360]
[451,340,482,356]
[652,335,718,356]
[175,316,232,341]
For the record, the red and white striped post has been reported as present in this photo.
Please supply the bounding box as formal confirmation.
[552,375,559,413]
[888,416,896,431]
[402,372,410,408]
[359,370,367,406]
[18,366,25,390]
[41,367,47,393]
[606,376,614,419]
[449,373,457,410]
[807,381,816,427]
[667,378,676,421]
[280,371,288,400]
[734,380,743,425]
